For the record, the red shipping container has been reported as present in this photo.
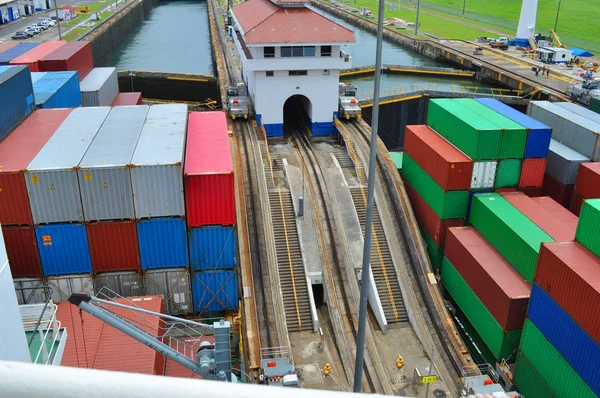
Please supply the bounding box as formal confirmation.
[445,227,530,330]
[38,41,93,80]
[404,125,473,190]
[87,221,140,272]
[570,193,584,216]
[535,242,600,345]
[0,109,73,225]
[112,92,143,106]
[541,174,574,208]
[519,186,542,197]
[574,162,600,199]
[184,112,235,227]
[405,180,463,246]
[519,158,546,188]
[0,43,17,55]
[56,295,165,374]
[2,226,42,278]
[531,196,578,232]
[9,41,66,72]
[500,191,575,241]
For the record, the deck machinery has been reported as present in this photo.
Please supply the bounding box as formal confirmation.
[227,83,250,120]
[568,78,600,105]
[338,83,362,120]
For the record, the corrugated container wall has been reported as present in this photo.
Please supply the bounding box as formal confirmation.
[575,199,600,257]
[9,41,66,72]
[137,217,189,269]
[527,284,600,395]
[574,162,600,199]
[404,180,463,247]
[35,223,92,276]
[0,42,41,65]
[444,227,530,331]
[0,43,17,55]
[556,101,600,124]
[184,112,236,227]
[426,99,502,160]
[2,226,42,278]
[403,125,473,190]
[30,72,46,85]
[401,153,469,219]
[494,159,521,188]
[38,41,93,80]
[87,220,140,273]
[33,71,81,109]
[191,270,239,312]
[531,196,578,231]
[0,108,72,225]
[476,98,552,158]
[78,106,149,221]
[535,242,600,345]
[469,193,553,283]
[546,139,589,185]
[500,192,576,241]
[112,92,143,106]
[541,174,574,208]
[80,67,119,107]
[571,193,584,216]
[144,268,193,315]
[46,274,94,302]
[131,104,187,219]
[513,354,557,398]
[421,228,443,273]
[519,158,545,187]
[519,320,596,398]
[470,161,497,189]
[0,66,35,143]
[189,226,237,271]
[26,107,111,224]
[528,101,600,161]
[95,271,144,298]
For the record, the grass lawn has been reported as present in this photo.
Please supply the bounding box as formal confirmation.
[62,27,88,41]
[100,10,113,19]
[78,1,110,12]
[63,13,87,27]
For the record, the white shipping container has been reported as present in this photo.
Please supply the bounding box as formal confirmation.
[95,271,144,298]
[143,268,192,315]
[26,107,111,224]
[555,102,600,125]
[46,274,94,302]
[131,104,188,218]
[78,106,149,221]
[546,139,589,185]
[470,161,497,189]
[80,67,119,107]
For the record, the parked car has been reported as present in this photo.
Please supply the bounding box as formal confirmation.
[12,31,30,40]
[50,16,64,22]
[39,20,52,29]
[32,23,48,30]
[24,28,39,36]
[26,25,42,34]
[39,18,56,27]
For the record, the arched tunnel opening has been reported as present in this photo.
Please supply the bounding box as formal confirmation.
[283,95,312,137]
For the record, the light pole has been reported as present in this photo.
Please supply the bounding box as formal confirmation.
[553,0,562,32]
[353,0,385,391]
[461,0,466,19]
[414,0,421,35]
[54,0,62,40]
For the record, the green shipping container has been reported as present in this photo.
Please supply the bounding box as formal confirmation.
[390,151,403,170]
[514,353,557,398]
[401,153,469,219]
[575,199,600,257]
[420,228,443,273]
[590,97,600,114]
[441,257,521,361]
[426,99,502,160]
[469,193,553,283]
[520,320,596,398]
[494,159,522,188]
[454,99,527,159]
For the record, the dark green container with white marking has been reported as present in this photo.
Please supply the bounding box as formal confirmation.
[494,159,522,188]
[420,228,443,273]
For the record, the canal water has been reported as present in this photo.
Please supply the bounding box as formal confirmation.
[107,0,214,75]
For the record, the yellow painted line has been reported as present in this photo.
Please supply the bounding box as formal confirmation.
[360,94,422,108]
[340,69,376,77]
[388,68,474,77]
[167,77,209,82]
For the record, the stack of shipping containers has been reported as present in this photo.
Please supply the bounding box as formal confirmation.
[8,41,66,72]
[31,71,81,109]
[131,104,191,315]
[184,111,238,314]
[0,65,35,142]
[79,67,119,107]
[38,41,94,80]
[571,163,600,215]
[513,198,600,398]
[0,42,41,66]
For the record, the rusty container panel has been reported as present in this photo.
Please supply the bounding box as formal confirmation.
[574,162,600,199]
[500,192,576,241]
[531,196,578,232]
[570,193,584,216]
[541,174,574,209]
[520,186,543,197]
[535,241,600,345]
[87,220,141,273]
[519,158,546,188]
[403,125,473,190]
[405,180,463,247]
[445,227,530,330]
[2,225,42,278]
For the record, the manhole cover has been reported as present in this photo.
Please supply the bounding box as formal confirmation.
[433,390,446,398]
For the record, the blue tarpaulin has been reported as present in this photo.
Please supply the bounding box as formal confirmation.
[570,48,594,57]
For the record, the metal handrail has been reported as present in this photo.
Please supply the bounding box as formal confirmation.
[14,286,54,347]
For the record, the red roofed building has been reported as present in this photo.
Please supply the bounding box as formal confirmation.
[230,0,355,137]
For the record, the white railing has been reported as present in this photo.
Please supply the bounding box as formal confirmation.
[19,302,62,365]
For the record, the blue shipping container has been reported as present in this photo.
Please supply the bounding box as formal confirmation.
[35,223,92,276]
[33,71,81,109]
[31,72,47,85]
[191,271,239,312]
[476,98,552,158]
[189,226,237,271]
[0,66,35,143]
[0,42,41,65]
[528,284,600,395]
[137,217,189,270]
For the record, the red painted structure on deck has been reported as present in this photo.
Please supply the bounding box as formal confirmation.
[9,41,66,72]
[38,41,93,80]
[56,296,165,375]
[519,158,546,188]
[0,109,73,225]
[184,112,235,227]
[531,196,578,232]
[541,174,574,208]
[87,221,141,273]
[2,225,42,278]
[574,162,600,199]
[112,92,143,106]
[404,125,473,191]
